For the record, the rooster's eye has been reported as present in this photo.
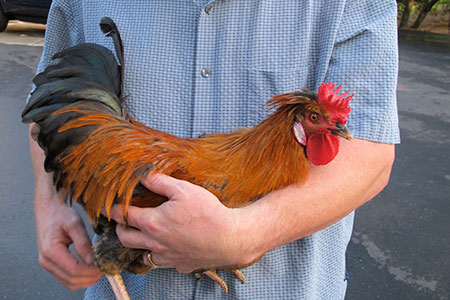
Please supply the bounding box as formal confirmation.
[309,113,320,123]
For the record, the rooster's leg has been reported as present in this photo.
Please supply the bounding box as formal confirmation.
[106,274,131,300]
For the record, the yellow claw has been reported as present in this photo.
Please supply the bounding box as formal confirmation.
[195,268,246,293]
[202,269,229,294]
[231,269,246,283]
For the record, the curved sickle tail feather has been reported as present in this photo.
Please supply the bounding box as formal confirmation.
[100,17,125,101]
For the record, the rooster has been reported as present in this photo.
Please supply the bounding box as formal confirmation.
[22,18,353,298]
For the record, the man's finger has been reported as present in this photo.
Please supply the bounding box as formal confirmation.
[51,263,103,290]
[49,243,103,277]
[66,220,96,266]
[109,205,150,229]
[115,223,147,249]
[141,251,172,269]
[44,243,103,289]
[140,172,184,199]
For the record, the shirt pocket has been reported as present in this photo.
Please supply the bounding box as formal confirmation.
[247,67,312,127]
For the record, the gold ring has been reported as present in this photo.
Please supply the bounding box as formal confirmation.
[146,251,159,269]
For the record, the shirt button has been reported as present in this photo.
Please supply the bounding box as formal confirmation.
[204,5,214,14]
[200,68,211,78]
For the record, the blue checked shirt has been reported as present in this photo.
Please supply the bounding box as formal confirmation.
[37,0,400,299]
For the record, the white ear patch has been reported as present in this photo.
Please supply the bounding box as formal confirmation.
[293,121,306,146]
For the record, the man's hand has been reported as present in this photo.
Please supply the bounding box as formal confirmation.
[35,197,104,290]
[109,174,244,274]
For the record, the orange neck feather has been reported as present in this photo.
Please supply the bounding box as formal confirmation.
[185,107,310,207]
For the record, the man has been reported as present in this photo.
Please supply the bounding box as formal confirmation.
[30,0,399,299]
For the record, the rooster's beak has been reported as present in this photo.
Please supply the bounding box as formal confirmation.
[329,123,353,141]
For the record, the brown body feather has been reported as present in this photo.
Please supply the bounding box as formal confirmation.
[56,100,309,220]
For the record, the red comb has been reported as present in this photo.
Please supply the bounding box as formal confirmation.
[318,82,353,125]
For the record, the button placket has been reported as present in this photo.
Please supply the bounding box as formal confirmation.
[201,2,214,79]
[192,2,218,136]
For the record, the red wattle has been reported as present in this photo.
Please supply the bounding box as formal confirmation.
[306,133,340,166]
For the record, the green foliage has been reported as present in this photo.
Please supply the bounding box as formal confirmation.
[431,0,450,12]
[397,0,448,29]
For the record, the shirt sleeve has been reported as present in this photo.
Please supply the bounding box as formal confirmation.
[324,0,400,144]
[34,0,84,75]
[27,0,84,102]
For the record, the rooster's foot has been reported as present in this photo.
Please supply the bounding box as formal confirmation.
[195,268,245,294]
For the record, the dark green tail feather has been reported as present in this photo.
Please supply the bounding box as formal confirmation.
[22,43,122,121]
[100,17,125,100]
[21,18,124,185]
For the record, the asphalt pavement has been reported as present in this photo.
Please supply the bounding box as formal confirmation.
[346,30,450,300]
[0,21,448,300]
[0,21,87,300]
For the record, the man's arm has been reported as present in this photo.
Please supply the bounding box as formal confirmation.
[110,138,394,273]
[29,125,104,289]
[234,139,394,262]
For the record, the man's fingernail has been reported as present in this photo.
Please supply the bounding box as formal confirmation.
[85,254,94,265]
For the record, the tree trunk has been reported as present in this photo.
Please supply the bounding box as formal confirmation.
[448,5,450,35]
[411,0,440,29]
[399,0,412,28]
